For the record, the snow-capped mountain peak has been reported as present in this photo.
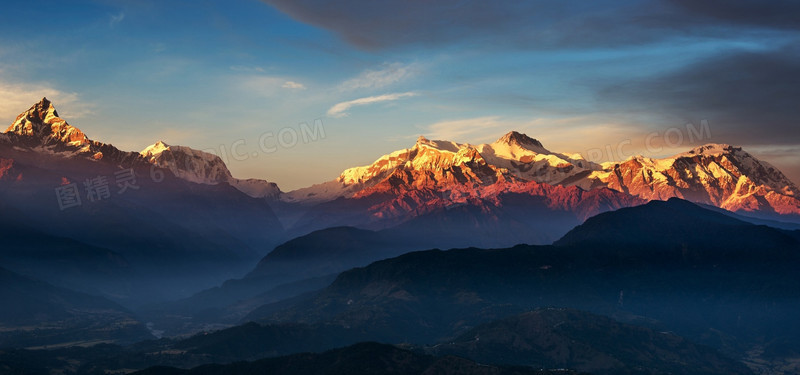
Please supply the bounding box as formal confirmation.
[415,135,463,153]
[5,97,90,148]
[140,141,281,199]
[285,131,593,203]
[4,99,282,200]
[477,131,599,184]
[576,142,800,214]
[140,141,233,184]
[140,140,170,156]
[495,131,544,149]
[678,143,735,157]
[2,98,146,163]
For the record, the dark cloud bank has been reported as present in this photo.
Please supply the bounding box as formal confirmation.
[264,0,800,179]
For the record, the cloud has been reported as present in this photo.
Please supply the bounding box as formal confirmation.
[230,65,265,73]
[598,42,800,147]
[424,116,505,141]
[150,42,167,53]
[234,73,308,95]
[339,62,415,91]
[238,75,292,97]
[666,0,800,30]
[0,79,94,122]
[260,0,793,50]
[282,81,306,90]
[421,115,642,156]
[109,12,125,27]
[327,92,417,118]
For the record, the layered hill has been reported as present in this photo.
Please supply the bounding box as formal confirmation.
[254,199,800,372]
[132,342,570,375]
[428,308,752,375]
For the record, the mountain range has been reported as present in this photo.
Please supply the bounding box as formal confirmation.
[2,98,800,374]
[4,98,798,249]
[2,97,799,328]
[0,98,286,305]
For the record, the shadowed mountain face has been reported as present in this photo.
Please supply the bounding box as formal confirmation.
[554,197,798,250]
[149,310,753,375]
[252,199,800,366]
[288,179,643,247]
[157,197,800,336]
[0,308,749,375]
[0,202,133,297]
[141,226,416,335]
[0,266,152,348]
[0,338,576,375]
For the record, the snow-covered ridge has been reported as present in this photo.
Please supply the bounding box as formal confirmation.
[6,99,798,215]
[141,141,233,184]
[338,132,598,188]
[572,142,800,214]
[284,133,799,216]
[140,141,281,199]
[285,131,597,203]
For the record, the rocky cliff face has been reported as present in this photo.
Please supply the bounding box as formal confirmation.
[4,98,145,166]
[576,144,800,215]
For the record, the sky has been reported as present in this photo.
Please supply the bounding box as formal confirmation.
[0,0,798,190]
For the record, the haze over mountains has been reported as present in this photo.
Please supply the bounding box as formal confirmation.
[2,98,800,374]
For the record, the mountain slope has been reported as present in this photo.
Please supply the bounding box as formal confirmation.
[133,342,563,375]
[429,308,752,375]
[554,197,798,251]
[145,226,420,334]
[141,141,281,199]
[4,97,144,165]
[574,144,800,217]
[289,178,641,246]
[283,132,596,204]
[0,266,152,347]
[0,202,132,296]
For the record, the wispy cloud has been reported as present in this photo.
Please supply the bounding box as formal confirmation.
[150,42,167,53]
[230,65,266,73]
[425,116,506,141]
[0,78,94,121]
[421,115,643,155]
[282,81,306,90]
[109,12,125,27]
[339,62,415,91]
[327,92,416,118]
[234,72,307,96]
[238,75,289,97]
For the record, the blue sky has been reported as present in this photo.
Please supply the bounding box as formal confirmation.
[1,0,798,190]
